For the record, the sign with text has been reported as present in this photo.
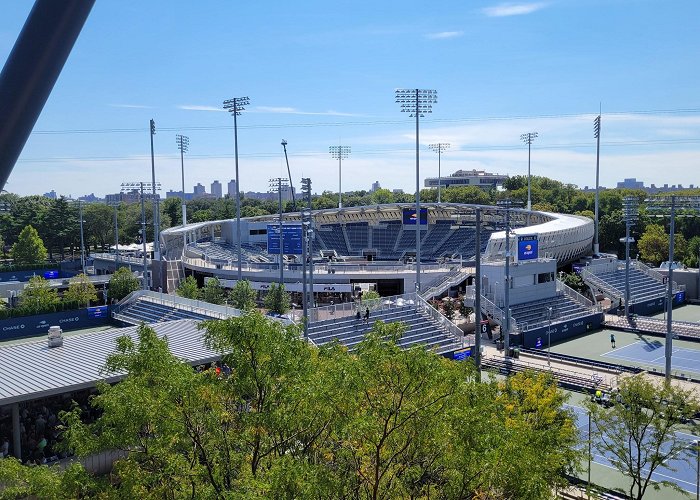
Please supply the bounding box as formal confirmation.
[402,208,428,225]
[267,224,303,255]
[87,305,110,319]
[517,235,538,261]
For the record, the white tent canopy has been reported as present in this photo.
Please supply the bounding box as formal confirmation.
[109,242,154,253]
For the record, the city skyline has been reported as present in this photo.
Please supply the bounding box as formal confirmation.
[1,1,699,198]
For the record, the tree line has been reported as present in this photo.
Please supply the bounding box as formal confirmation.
[3,179,700,266]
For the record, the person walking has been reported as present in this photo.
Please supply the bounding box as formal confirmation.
[364,306,370,325]
[610,333,616,349]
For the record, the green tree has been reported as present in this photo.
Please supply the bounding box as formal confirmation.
[63,273,98,308]
[362,289,381,301]
[0,458,97,499]
[176,275,200,299]
[586,375,700,500]
[229,279,257,310]
[108,267,140,301]
[560,271,588,296]
[638,223,668,265]
[201,277,226,305]
[18,275,60,314]
[83,203,114,252]
[263,282,291,314]
[10,225,48,265]
[442,297,456,320]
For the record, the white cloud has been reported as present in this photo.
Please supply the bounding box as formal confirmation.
[482,2,547,17]
[109,103,153,109]
[425,31,464,40]
[177,105,225,112]
[253,106,361,117]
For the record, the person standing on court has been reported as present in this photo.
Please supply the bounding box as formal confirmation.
[364,306,370,324]
[610,333,616,348]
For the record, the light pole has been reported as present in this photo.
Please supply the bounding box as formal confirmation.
[270,177,289,285]
[547,306,553,367]
[694,439,699,500]
[78,200,86,275]
[176,134,189,226]
[329,145,350,209]
[474,207,482,380]
[520,132,538,211]
[428,143,450,204]
[621,196,638,318]
[497,199,517,358]
[149,120,160,268]
[223,96,250,282]
[396,88,438,293]
[301,178,313,311]
[108,201,120,269]
[593,115,601,254]
[122,182,159,290]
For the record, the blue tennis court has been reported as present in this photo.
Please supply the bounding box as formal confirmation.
[568,405,699,494]
[601,339,700,374]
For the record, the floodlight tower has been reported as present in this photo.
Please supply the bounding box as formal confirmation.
[176,134,190,225]
[621,196,639,318]
[223,96,250,281]
[301,178,314,314]
[78,200,86,275]
[428,143,450,204]
[593,115,601,254]
[270,177,289,284]
[520,132,538,211]
[149,120,161,267]
[122,181,160,290]
[329,145,350,209]
[396,88,438,293]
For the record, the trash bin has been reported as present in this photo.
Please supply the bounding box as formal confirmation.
[508,347,515,358]
[496,339,504,351]
[512,347,520,359]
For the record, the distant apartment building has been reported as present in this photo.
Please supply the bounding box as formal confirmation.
[245,185,295,203]
[616,178,645,190]
[193,183,206,197]
[78,193,100,202]
[211,180,222,198]
[227,179,237,197]
[424,169,508,190]
[43,190,57,199]
[165,190,194,201]
[105,190,159,204]
[371,181,381,192]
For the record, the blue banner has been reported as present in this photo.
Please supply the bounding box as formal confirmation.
[87,305,110,318]
[517,235,538,261]
[402,208,428,225]
[267,224,303,255]
[0,307,113,342]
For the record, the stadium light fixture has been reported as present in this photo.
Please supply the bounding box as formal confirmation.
[520,132,538,211]
[396,88,438,293]
[329,145,350,209]
[428,143,450,204]
[176,134,189,226]
[121,182,160,290]
[270,177,290,285]
[223,96,250,281]
[149,120,161,280]
[621,196,639,319]
[646,195,700,383]
[593,114,601,254]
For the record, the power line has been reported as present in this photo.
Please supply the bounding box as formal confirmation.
[16,137,700,164]
[29,107,700,136]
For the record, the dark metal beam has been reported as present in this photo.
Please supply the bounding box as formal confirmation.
[0,0,95,191]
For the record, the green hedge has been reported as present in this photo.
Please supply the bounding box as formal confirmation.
[0,301,87,320]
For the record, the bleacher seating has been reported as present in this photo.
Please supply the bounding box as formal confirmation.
[508,293,591,330]
[192,241,271,263]
[420,221,453,257]
[307,304,460,354]
[315,224,350,256]
[590,267,666,303]
[345,222,369,252]
[372,221,402,259]
[115,298,215,326]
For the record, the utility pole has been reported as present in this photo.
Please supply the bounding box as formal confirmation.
[301,178,314,310]
[474,207,482,380]
[149,120,161,291]
[329,145,350,209]
[78,200,86,275]
[593,114,601,254]
[122,181,159,290]
[428,143,450,203]
[520,132,538,211]
[270,177,289,285]
[621,196,638,318]
[223,96,250,281]
[396,88,438,293]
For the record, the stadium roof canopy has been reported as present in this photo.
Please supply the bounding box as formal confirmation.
[0,319,218,406]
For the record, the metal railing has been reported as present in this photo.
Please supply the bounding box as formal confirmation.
[112,290,246,322]
[463,285,517,332]
[415,293,471,348]
[580,267,624,300]
[421,268,471,300]
[91,252,150,265]
[556,279,597,309]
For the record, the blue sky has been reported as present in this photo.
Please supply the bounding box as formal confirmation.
[1,0,699,198]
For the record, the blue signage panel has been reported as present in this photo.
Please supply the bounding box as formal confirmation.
[87,305,110,319]
[535,337,543,348]
[43,270,59,279]
[453,348,472,361]
[267,224,303,255]
[517,235,538,261]
[402,208,428,225]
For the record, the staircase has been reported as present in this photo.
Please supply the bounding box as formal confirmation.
[421,268,471,300]
[306,293,466,355]
[166,258,186,293]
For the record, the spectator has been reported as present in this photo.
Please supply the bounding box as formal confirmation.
[363,307,370,324]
